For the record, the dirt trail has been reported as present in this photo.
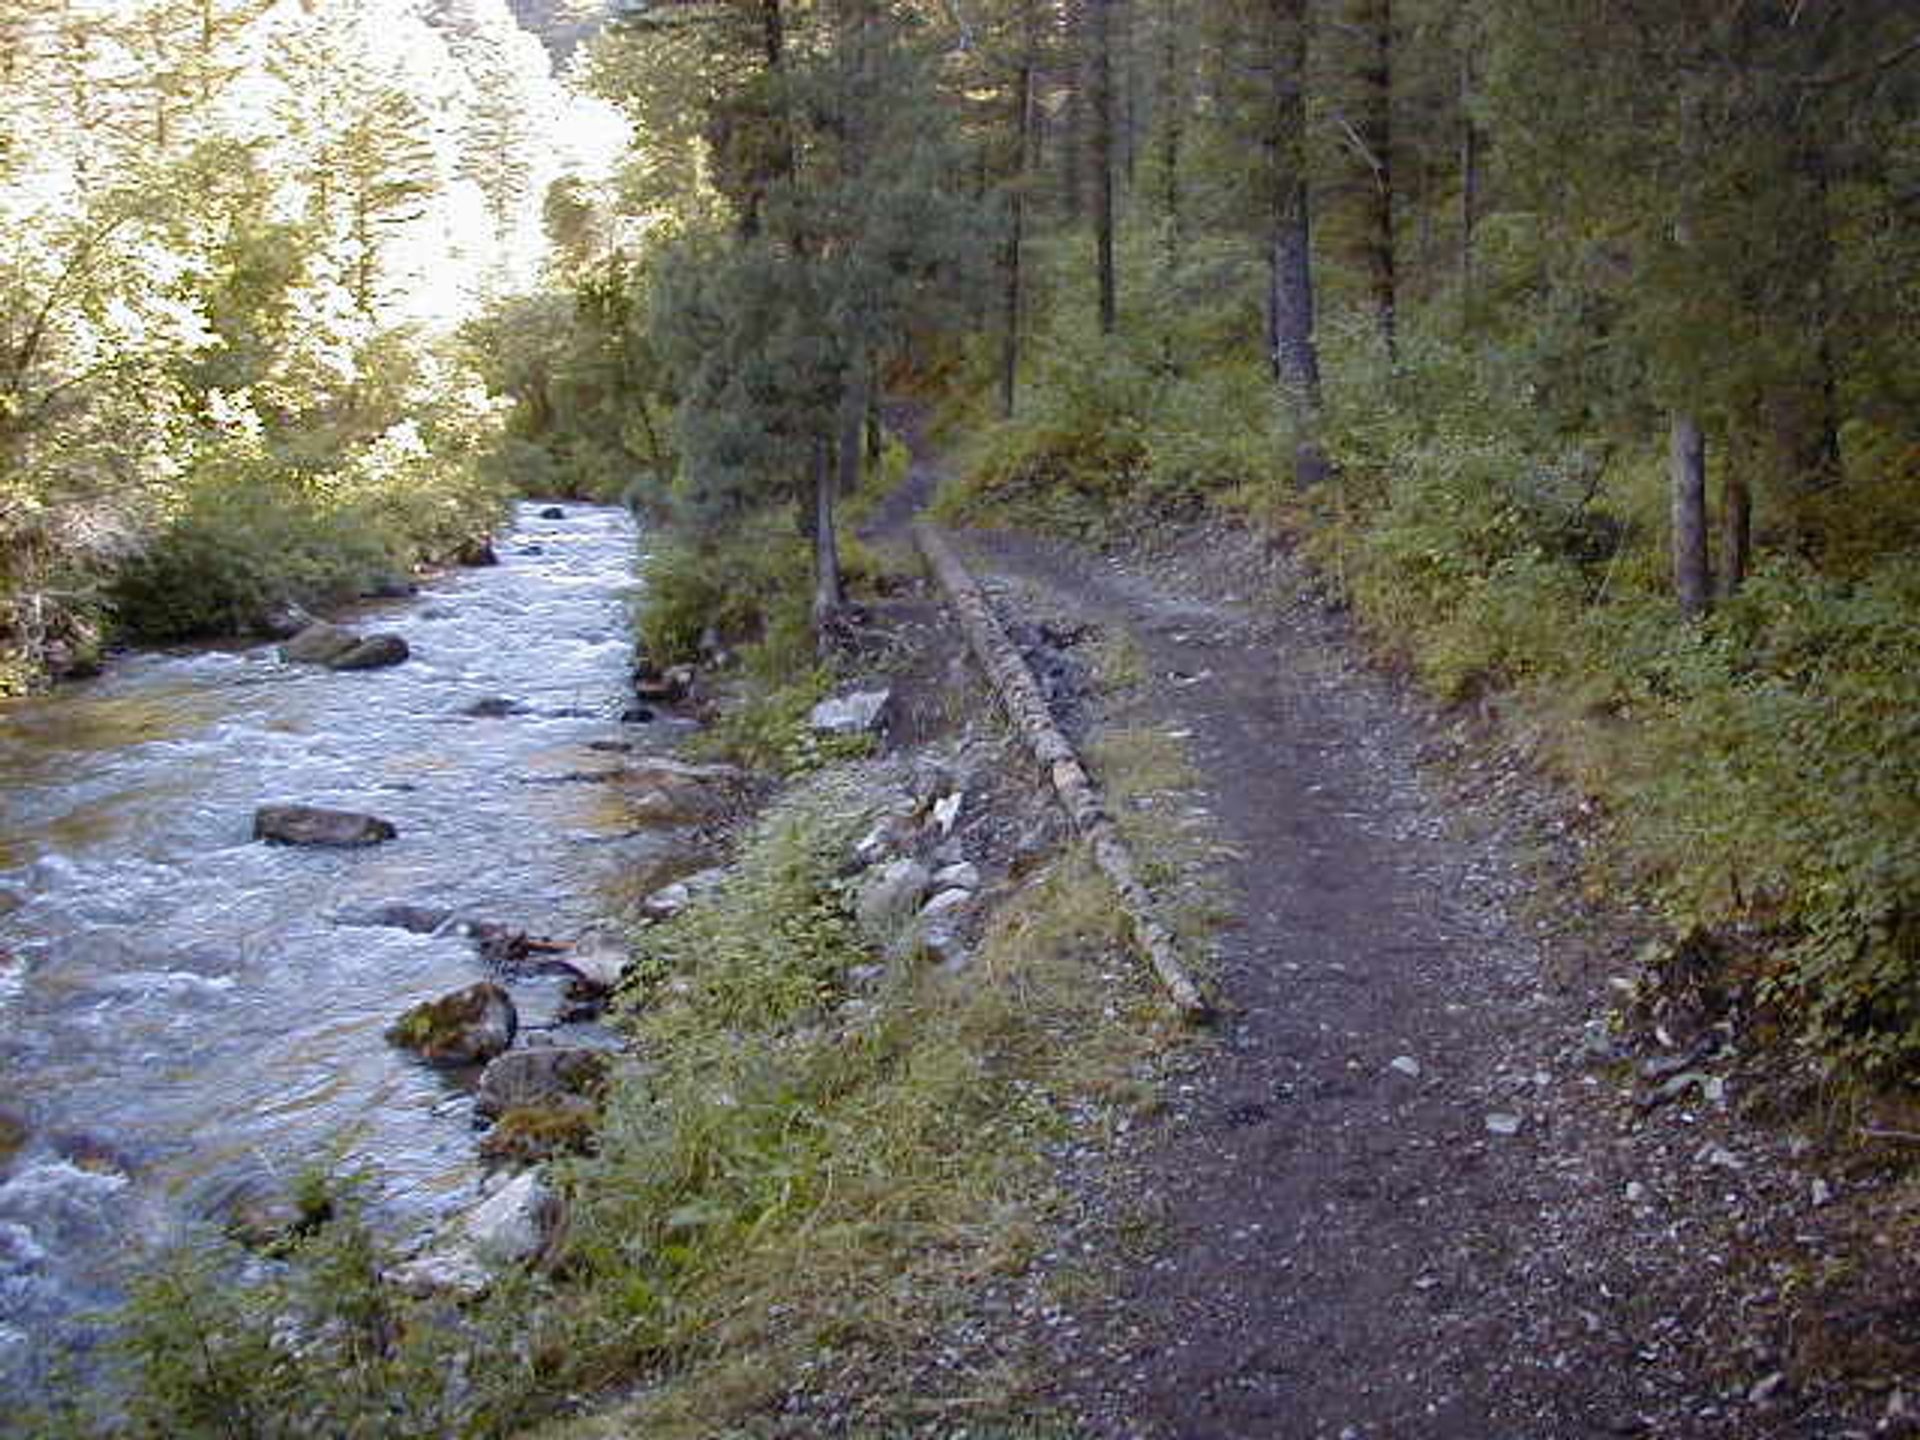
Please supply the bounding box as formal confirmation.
[870,415,1883,1439]
[963,526,1656,1438]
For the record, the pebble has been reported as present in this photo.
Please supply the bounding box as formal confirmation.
[1389,1055,1422,1079]
[1485,1113,1523,1137]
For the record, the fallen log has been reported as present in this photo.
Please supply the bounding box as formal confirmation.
[913,521,1211,1021]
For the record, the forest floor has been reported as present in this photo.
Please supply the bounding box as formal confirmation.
[873,423,1920,1439]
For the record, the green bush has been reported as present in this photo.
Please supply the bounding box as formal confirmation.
[110,415,508,645]
[109,445,395,641]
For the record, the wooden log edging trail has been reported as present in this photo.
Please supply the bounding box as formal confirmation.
[912,521,1213,1022]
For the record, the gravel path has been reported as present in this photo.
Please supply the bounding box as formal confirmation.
[867,421,1914,1440]
[956,517,1897,1439]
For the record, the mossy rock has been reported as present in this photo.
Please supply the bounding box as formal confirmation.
[0,1111,26,1173]
[386,982,517,1066]
[478,1099,599,1162]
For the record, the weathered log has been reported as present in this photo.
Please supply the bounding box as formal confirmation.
[913,522,1211,1021]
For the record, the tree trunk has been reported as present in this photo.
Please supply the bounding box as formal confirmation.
[1002,3,1038,418]
[813,432,843,627]
[1091,0,1118,334]
[1353,0,1395,360]
[838,353,869,499]
[1157,0,1181,371]
[1459,40,1478,330]
[1670,412,1712,618]
[1720,459,1751,600]
[1266,0,1325,486]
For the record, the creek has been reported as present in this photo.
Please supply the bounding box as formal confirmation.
[0,501,668,1397]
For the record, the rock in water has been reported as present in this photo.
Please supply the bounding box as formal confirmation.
[256,602,314,640]
[633,663,696,704]
[465,1170,559,1264]
[461,696,528,718]
[539,506,566,520]
[809,689,892,736]
[328,634,409,670]
[455,536,498,567]
[476,1047,611,1120]
[556,935,628,992]
[622,758,744,824]
[385,1170,560,1298]
[387,982,517,1066]
[253,804,397,847]
[334,901,449,934]
[278,622,360,666]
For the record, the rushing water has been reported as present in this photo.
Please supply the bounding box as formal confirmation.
[0,501,670,1396]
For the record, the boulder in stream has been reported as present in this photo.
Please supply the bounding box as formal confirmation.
[256,601,315,640]
[539,506,566,520]
[461,696,528,718]
[0,1110,27,1175]
[387,982,516,1066]
[254,804,397,847]
[455,535,498,567]
[333,901,449,934]
[555,934,628,993]
[475,1047,611,1120]
[476,1047,611,1161]
[279,623,410,671]
[328,633,409,670]
[386,1169,561,1299]
[622,757,745,825]
[279,622,360,666]
[633,663,696,704]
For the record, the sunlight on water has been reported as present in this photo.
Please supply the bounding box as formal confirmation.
[0,502,654,1396]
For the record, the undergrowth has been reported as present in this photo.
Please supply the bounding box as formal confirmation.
[947,298,1920,1090]
[48,774,1168,1439]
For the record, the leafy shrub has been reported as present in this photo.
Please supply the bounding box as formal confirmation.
[109,442,395,641]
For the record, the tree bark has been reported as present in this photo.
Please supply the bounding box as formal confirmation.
[1266,0,1326,486]
[1157,0,1181,371]
[813,432,843,626]
[1353,0,1395,360]
[1720,459,1751,600]
[1091,0,1118,334]
[1670,412,1712,618]
[1459,40,1478,330]
[1001,0,1038,418]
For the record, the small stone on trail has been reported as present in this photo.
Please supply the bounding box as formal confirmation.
[857,859,931,943]
[1812,1178,1833,1207]
[1485,1112,1523,1137]
[933,861,981,891]
[809,688,892,736]
[1748,1372,1786,1404]
[1389,1055,1422,1079]
[921,888,971,920]
[932,792,962,835]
